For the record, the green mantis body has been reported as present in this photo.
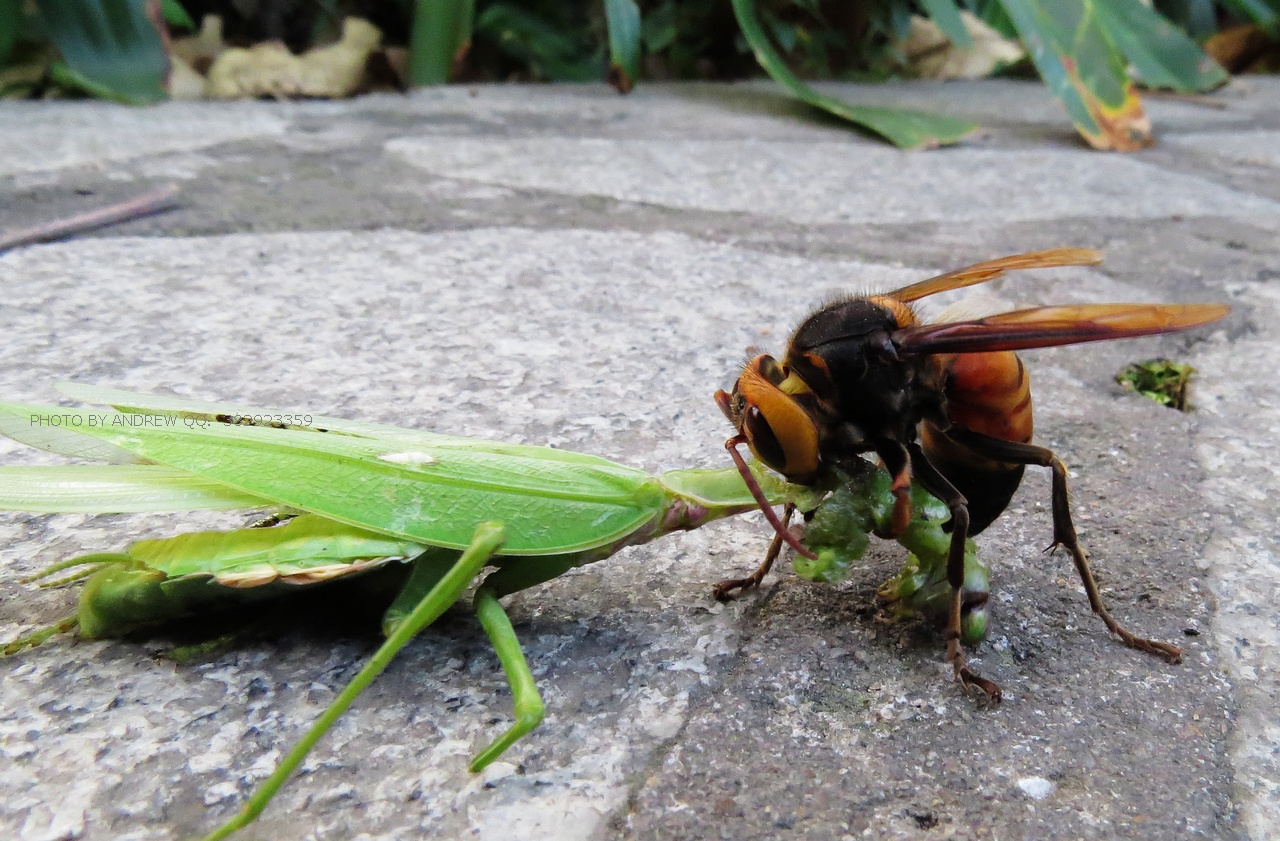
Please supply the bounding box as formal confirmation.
[0,384,987,840]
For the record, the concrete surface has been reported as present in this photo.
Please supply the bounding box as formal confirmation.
[0,78,1276,841]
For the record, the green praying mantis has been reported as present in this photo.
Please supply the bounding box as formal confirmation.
[0,382,986,840]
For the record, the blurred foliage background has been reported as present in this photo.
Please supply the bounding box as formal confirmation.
[2,0,1278,148]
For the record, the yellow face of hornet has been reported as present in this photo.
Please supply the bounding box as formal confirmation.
[716,354,820,485]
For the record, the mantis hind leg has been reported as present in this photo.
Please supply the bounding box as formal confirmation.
[200,522,507,841]
[946,427,1181,664]
[468,586,545,771]
[2,615,79,656]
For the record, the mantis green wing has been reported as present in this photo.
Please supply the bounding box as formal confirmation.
[0,400,664,555]
[55,381,624,461]
[0,465,266,512]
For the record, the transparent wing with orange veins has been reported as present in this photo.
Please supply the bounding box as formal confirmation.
[893,303,1230,355]
[887,248,1103,303]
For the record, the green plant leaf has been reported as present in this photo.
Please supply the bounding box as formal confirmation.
[603,0,641,93]
[410,0,475,86]
[0,0,21,66]
[731,0,977,148]
[920,0,974,48]
[1115,358,1197,411]
[475,3,602,82]
[763,9,799,53]
[1155,0,1222,38]
[48,59,135,101]
[966,0,1019,39]
[34,0,169,104]
[1219,0,1280,36]
[997,0,1150,150]
[640,2,677,53]
[1094,0,1227,92]
[888,2,914,40]
[159,0,193,31]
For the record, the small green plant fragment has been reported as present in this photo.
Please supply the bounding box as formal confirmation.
[1115,357,1197,411]
[160,0,194,31]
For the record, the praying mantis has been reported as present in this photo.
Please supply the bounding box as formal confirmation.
[0,382,984,840]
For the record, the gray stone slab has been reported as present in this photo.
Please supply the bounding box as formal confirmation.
[355,84,858,142]
[1194,280,1280,840]
[1165,130,1280,168]
[387,137,1280,224]
[0,102,288,178]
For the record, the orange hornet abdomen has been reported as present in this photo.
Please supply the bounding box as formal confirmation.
[920,350,1033,534]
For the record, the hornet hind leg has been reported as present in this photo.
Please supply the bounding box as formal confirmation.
[945,427,1182,663]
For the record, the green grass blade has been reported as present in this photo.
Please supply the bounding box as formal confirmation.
[1093,0,1227,92]
[34,0,169,104]
[920,0,974,48]
[730,0,977,148]
[970,0,1019,39]
[409,0,475,86]
[0,465,265,512]
[603,0,641,92]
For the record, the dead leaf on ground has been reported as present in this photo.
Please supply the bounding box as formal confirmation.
[171,15,227,76]
[1205,23,1280,74]
[169,55,205,100]
[205,17,381,99]
[897,11,1025,80]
